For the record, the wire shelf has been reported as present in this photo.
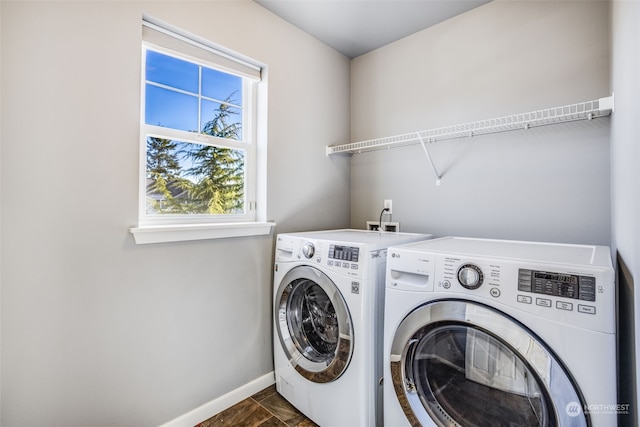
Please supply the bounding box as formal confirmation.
[326,96,614,156]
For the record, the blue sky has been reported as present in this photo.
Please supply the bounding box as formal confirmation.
[144,49,242,134]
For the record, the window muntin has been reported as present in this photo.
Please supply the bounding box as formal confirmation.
[140,27,258,226]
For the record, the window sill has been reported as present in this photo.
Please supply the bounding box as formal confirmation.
[129,221,276,245]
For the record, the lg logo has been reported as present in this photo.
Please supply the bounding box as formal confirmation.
[566,402,582,417]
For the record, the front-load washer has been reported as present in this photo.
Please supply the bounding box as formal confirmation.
[273,229,432,427]
[384,237,617,427]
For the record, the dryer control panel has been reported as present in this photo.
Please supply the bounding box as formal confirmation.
[386,237,615,334]
[517,269,596,301]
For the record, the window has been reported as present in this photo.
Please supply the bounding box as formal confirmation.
[130,17,272,244]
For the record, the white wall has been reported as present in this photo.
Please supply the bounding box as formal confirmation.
[610,1,640,425]
[0,2,3,423]
[0,1,350,426]
[350,1,611,246]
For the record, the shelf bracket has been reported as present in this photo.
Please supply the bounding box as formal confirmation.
[416,133,441,186]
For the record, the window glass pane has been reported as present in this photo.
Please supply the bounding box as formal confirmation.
[201,99,242,140]
[145,84,198,132]
[146,137,245,215]
[146,50,198,93]
[202,67,242,106]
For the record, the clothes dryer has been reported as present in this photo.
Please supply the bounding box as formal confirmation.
[273,229,432,427]
[384,237,617,427]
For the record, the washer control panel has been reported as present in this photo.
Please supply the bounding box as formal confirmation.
[325,244,362,275]
[275,236,366,278]
[329,244,360,263]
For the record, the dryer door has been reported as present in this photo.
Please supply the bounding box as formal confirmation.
[390,300,588,427]
[275,265,353,383]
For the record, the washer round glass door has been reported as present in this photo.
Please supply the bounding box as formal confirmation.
[390,300,588,427]
[275,265,353,383]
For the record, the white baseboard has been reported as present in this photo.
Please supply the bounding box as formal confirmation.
[158,372,275,427]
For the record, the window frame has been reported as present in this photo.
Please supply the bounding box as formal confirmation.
[130,18,273,244]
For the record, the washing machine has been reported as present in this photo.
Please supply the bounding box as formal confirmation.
[384,237,617,427]
[273,229,432,427]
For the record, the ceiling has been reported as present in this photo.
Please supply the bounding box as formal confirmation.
[254,0,491,59]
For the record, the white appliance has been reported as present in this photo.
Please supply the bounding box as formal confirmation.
[273,229,432,427]
[384,237,617,427]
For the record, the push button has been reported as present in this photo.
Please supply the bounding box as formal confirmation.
[578,305,596,315]
[517,295,532,304]
[556,301,573,311]
[536,298,552,308]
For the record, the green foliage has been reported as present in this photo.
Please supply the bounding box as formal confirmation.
[146,137,193,214]
[146,95,245,215]
[184,145,245,214]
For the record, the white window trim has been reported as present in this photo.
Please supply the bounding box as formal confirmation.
[131,17,274,244]
[129,222,274,245]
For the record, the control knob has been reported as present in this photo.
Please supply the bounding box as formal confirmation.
[457,264,484,290]
[302,242,315,259]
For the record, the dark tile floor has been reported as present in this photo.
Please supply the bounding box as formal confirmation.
[196,385,319,427]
